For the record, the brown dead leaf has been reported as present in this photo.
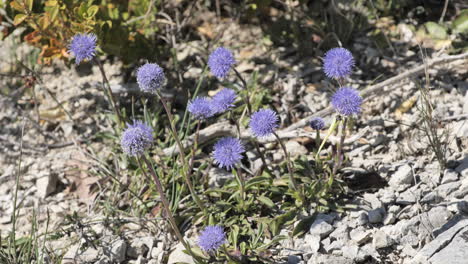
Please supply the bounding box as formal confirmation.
[64,150,99,204]
[196,22,214,39]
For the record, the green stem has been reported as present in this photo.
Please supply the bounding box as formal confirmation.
[315,117,339,161]
[333,118,348,176]
[273,132,304,201]
[94,58,123,127]
[155,91,205,212]
[138,156,202,263]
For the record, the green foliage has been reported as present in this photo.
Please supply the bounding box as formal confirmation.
[8,0,160,64]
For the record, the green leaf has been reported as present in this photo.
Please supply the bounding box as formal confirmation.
[452,9,468,34]
[26,0,33,11]
[257,195,275,208]
[13,14,27,25]
[425,22,447,39]
[292,214,317,237]
[87,5,99,17]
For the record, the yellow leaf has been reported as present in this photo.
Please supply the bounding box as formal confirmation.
[395,95,418,119]
[45,0,58,7]
[13,14,27,26]
[10,1,25,12]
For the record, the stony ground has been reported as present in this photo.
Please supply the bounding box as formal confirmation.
[1,7,468,264]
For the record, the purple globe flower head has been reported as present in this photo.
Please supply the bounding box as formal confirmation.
[188,97,214,120]
[198,225,226,252]
[212,137,245,170]
[310,117,325,130]
[249,109,279,138]
[208,47,236,79]
[121,121,153,156]
[323,47,355,79]
[331,87,363,116]
[137,63,165,93]
[68,33,97,64]
[211,88,237,114]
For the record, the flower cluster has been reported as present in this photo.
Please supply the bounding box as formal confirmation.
[208,47,235,79]
[331,87,363,116]
[68,33,97,64]
[188,97,215,119]
[249,109,279,138]
[137,63,166,93]
[211,88,236,114]
[120,121,153,156]
[323,47,354,79]
[198,225,226,252]
[212,137,245,170]
[310,117,325,130]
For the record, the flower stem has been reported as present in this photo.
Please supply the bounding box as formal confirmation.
[94,58,123,127]
[315,117,339,161]
[333,118,348,176]
[233,167,246,206]
[155,91,205,212]
[138,156,201,263]
[232,69,269,171]
[273,132,304,201]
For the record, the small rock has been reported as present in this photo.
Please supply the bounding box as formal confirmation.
[167,242,195,264]
[373,230,393,249]
[388,164,414,191]
[435,182,460,198]
[349,211,368,226]
[396,189,417,205]
[304,234,321,253]
[127,237,153,259]
[288,255,302,264]
[350,227,371,245]
[384,212,396,225]
[441,169,459,184]
[109,239,127,263]
[285,141,308,157]
[36,171,58,198]
[63,244,100,263]
[368,209,385,224]
[309,219,334,238]
[455,156,468,177]
[341,244,359,260]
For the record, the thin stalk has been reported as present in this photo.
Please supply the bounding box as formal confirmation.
[94,58,123,127]
[187,120,202,176]
[273,132,303,200]
[233,167,246,204]
[138,156,201,263]
[333,118,348,175]
[155,91,205,212]
[315,117,339,161]
[10,119,25,263]
[233,68,252,114]
[233,68,268,170]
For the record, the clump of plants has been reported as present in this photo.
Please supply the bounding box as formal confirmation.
[7,0,161,64]
[66,27,363,262]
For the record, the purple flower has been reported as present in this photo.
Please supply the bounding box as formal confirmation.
[310,117,325,130]
[68,33,97,64]
[211,88,237,114]
[198,225,226,252]
[249,109,279,138]
[212,137,245,170]
[323,47,354,79]
[331,87,363,116]
[121,121,153,156]
[188,97,214,119]
[137,63,165,93]
[208,47,235,79]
